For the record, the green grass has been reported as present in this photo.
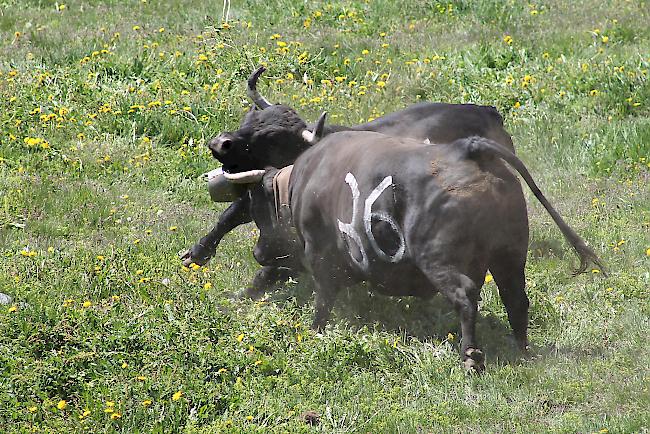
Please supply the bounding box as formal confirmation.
[1,0,649,432]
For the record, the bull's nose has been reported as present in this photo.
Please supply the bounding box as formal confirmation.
[207,135,232,156]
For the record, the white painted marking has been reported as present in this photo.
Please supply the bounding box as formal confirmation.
[337,173,406,270]
[364,176,405,263]
[337,173,369,270]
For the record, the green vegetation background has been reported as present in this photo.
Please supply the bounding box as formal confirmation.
[0,0,648,432]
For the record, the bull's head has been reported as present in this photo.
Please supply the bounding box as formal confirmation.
[207,66,326,180]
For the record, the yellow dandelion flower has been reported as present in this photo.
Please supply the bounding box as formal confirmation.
[20,248,37,257]
[28,406,38,412]
[57,400,67,410]
[204,282,213,290]
[137,375,146,381]
[111,412,121,420]
[142,399,153,407]
[172,391,183,401]
[484,273,493,284]
[82,301,92,308]
[8,305,18,313]
[236,333,245,342]
[447,333,455,341]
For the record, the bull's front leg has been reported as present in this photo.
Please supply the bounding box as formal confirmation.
[180,194,253,266]
[238,266,300,300]
[311,279,339,333]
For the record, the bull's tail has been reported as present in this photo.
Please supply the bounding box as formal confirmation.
[465,136,607,276]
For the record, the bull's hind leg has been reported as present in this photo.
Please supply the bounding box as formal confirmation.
[488,249,529,350]
[420,266,484,372]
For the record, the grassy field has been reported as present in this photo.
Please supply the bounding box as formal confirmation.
[1,0,649,432]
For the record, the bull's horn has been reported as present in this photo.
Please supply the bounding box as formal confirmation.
[247,66,272,110]
[301,111,328,144]
[223,169,266,184]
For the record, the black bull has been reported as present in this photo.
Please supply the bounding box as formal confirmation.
[181,102,515,295]
[232,132,606,371]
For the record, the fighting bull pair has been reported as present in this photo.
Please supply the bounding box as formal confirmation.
[183,67,605,371]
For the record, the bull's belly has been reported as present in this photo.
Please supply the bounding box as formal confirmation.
[364,263,436,298]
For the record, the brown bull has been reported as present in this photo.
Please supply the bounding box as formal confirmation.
[217,131,606,371]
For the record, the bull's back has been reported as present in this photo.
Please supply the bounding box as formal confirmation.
[350,102,513,151]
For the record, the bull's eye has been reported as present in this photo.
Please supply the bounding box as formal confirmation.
[220,139,232,151]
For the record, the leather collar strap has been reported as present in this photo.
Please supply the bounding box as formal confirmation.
[272,165,293,224]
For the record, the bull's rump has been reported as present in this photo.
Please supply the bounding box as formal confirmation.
[290,131,528,291]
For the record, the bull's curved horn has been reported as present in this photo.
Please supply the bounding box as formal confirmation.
[301,111,328,144]
[247,66,272,110]
[223,169,266,184]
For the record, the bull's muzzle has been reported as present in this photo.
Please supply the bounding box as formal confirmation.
[207,134,233,157]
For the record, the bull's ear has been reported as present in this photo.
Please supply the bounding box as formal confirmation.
[301,111,328,144]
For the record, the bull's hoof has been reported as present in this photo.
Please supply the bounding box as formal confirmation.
[236,287,267,301]
[178,245,213,267]
[463,348,485,373]
[516,337,530,352]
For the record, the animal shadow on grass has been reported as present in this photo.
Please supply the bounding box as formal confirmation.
[267,277,527,365]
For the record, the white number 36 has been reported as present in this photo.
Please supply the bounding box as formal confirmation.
[337,173,405,270]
